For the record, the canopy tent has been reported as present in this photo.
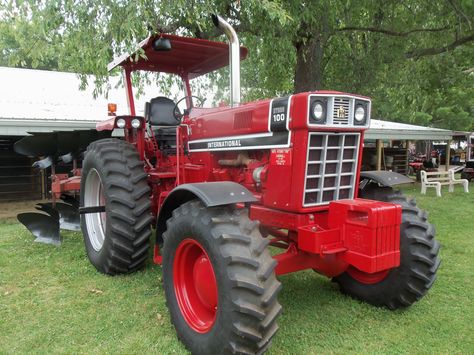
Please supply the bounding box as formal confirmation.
[366,119,453,141]
[365,119,455,172]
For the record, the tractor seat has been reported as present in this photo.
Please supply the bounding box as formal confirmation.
[145,96,180,126]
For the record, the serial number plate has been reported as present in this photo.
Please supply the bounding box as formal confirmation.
[270,148,292,166]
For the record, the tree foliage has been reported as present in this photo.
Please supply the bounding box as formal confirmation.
[1,0,473,130]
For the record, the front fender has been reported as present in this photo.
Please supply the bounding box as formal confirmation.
[359,170,414,191]
[155,182,257,245]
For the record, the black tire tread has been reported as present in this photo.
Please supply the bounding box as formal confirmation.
[81,138,151,275]
[162,201,281,355]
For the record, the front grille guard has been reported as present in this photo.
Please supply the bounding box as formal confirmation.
[303,132,360,207]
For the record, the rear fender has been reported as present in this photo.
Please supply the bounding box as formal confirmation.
[155,182,257,245]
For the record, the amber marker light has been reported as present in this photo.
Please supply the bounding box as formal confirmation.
[108,103,117,116]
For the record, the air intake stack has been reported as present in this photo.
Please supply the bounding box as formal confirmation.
[211,14,241,107]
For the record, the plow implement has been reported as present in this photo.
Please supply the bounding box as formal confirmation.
[14,129,111,245]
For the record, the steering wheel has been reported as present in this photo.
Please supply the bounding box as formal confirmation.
[173,95,205,121]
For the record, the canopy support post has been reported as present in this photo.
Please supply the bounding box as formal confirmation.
[376,139,383,171]
[445,140,451,171]
[124,68,136,116]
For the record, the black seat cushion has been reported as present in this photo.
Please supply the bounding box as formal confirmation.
[146,96,180,126]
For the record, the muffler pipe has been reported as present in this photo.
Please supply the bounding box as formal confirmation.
[211,14,240,106]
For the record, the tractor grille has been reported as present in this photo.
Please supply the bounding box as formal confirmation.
[332,97,350,125]
[303,132,360,207]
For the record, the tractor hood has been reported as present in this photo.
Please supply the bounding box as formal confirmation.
[186,91,371,152]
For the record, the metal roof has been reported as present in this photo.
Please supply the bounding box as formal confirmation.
[365,119,453,141]
[0,67,153,135]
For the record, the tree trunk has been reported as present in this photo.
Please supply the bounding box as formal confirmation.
[294,36,325,93]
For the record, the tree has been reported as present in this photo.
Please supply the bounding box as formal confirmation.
[1,0,473,130]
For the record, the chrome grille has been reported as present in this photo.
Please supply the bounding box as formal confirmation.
[303,132,360,207]
[332,97,350,125]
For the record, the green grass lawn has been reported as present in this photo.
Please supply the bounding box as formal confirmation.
[1,184,473,354]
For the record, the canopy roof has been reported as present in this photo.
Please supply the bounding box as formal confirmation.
[108,34,248,79]
[365,119,454,141]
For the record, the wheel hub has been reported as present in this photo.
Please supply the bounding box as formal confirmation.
[83,168,107,252]
[173,239,218,333]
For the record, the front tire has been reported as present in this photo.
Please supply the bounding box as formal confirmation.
[162,200,282,354]
[334,184,441,309]
[80,138,152,275]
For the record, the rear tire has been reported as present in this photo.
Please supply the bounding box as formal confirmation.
[162,200,282,354]
[80,138,152,275]
[334,184,441,309]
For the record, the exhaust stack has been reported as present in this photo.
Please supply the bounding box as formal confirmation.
[211,14,240,106]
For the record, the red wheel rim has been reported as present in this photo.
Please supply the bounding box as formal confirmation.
[347,266,390,285]
[173,238,218,333]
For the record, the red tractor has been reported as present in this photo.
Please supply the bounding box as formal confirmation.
[16,15,440,354]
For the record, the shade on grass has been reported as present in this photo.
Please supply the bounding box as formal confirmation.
[0,185,473,354]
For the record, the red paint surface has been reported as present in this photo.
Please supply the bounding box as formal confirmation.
[96,117,116,131]
[270,149,293,166]
[173,238,218,333]
[116,34,248,79]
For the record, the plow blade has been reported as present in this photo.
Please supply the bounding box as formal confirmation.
[40,202,81,231]
[17,212,61,246]
[59,153,74,164]
[14,133,58,157]
[14,129,112,246]
[60,194,79,209]
[32,156,53,170]
[14,130,112,160]
[78,130,112,151]
[56,131,81,155]
[17,201,81,246]
[35,203,60,221]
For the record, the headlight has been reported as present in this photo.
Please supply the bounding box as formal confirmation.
[310,100,327,123]
[116,118,126,128]
[131,118,141,128]
[354,105,365,122]
[313,103,324,120]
